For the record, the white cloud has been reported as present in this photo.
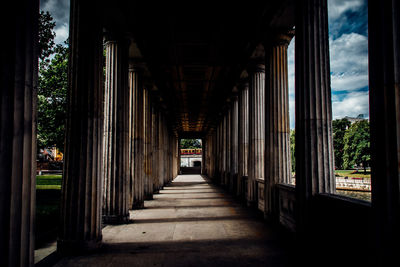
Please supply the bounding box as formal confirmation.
[54,22,69,44]
[330,33,368,91]
[328,0,364,20]
[332,91,369,119]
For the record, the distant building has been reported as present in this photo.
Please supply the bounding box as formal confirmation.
[344,114,367,124]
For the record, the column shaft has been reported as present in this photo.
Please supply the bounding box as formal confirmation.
[230,97,239,193]
[265,35,292,219]
[295,0,335,229]
[102,39,129,224]
[129,65,145,209]
[144,88,153,200]
[0,1,38,265]
[58,0,103,253]
[369,0,400,263]
[248,63,265,206]
[238,82,249,197]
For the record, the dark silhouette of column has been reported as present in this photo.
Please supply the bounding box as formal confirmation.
[369,0,400,264]
[295,0,335,231]
[58,0,104,254]
[102,38,130,224]
[0,1,38,265]
[144,88,153,200]
[248,61,265,207]
[264,32,293,219]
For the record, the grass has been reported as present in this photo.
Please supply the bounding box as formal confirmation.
[35,175,62,248]
[36,174,62,190]
[335,170,371,179]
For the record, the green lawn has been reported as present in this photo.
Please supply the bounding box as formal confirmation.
[335,170,371,179]
[36,174,62,189]
[35,175,62,248]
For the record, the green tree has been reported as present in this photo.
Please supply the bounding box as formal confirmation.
[343,120,370,173]
[37,11,68,152]
[180,139,202,149]
[290,129,295,173]
[38,11,56,62]
[332,118,351,169]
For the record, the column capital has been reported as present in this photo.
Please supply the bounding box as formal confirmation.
[264,29,295,48]
[247,60,265,74]
[129,60,146,72]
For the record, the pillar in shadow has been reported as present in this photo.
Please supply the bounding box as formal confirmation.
[58,0,104,254]
[230,93,239,193]
[295,0,335,233]
[0,0,38,265]
[369,0,400,264]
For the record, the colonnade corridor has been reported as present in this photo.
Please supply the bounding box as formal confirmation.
[54,175,293,267]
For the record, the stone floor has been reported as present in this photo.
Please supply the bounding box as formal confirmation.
[53,175,294,266]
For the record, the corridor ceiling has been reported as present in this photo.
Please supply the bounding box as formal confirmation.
[100,0,295,137]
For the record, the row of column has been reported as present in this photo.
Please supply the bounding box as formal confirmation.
[205,33,293,215]
[101,39,178,225]
[56,1,179,254]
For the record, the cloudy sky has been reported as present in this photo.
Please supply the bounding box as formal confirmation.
[288,0,369,128]
[41,0,368,129]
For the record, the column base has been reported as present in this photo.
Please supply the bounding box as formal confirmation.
[102,214,130,224]
[57,236,102,255]
[132,201,145,209]
[144,194,154,200]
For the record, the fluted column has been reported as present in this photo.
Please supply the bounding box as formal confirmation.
[129,63,145,209]
[295,0,335,230]
[102,38,130,224]
[143,88,153,200]
[230,95,239,193]
[152,106,160,192]
[0,1,38,265]
[238,80,249,197]
[225,108,231,187]
[58,0,103,254]
[264,33,293,219]
[369,1,400,264]
[248,62,265,206]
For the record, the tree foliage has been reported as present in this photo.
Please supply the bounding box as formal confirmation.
[290,129,295,173]
[180,139,202,149]
[332,118,351,169]
[37,12,68,152]
[38,11,56,62]
[343,120,370,172]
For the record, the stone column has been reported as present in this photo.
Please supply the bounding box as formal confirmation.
[129,63,145,209]
[225,108,231,187]
[58,0,104,254]
[143,88,153,200]
[102,38,130,224]
[230,95,239,193]
[248,62,265,206]
[158,112,165,189]
[152,106,160,192]
[0,1,38,265]
[369,1,400,264]
[295,0,335,230]
[264,32,293,219]
[238,80,249,198]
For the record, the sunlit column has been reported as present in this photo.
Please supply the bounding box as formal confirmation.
[248,61,265,206]
[264,32,293,219]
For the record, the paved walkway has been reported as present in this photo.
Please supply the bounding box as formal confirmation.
[54,175,293,266]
